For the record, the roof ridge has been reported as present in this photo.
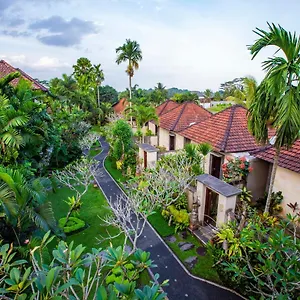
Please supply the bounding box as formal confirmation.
[16,68,47,91]
[170,102,188,131]
[219,105,237,152]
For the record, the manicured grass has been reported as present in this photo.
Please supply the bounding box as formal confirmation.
[208,104,231,114]
[47,185,124,252]
[104,156,127,183]
[166,231,221,283]
[148,210,220,283]
[148,210,175,237]
[89,147,101,158]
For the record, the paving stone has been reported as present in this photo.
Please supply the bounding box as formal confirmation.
[165,235,177,243]
[184,256,198,269]
[179,243,195,251]
[196,246,207,256]
[178,241,186,247]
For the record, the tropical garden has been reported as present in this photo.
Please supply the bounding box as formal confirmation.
[1,23,300,300]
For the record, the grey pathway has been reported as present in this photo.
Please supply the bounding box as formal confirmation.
[94,137,242,300]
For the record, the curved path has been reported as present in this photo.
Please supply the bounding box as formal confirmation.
[94,137,242,300]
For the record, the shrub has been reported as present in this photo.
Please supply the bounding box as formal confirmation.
[254,191,283,215]
[145,129,153,136]
[59,217,85,234]
[162,205,189,232]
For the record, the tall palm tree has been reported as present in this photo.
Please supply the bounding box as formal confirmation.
[116,39,142,125]
[248,23,300,213]
[94,64,105,108]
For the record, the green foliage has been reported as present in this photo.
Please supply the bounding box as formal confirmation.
[148,210,175,237]
[145,129,153,136]
[58,216,85,234]
[173,192,188,210]
[211,212,300,298]
[99,85,118,104]
[254,191,284,215]
[171,92,198,103]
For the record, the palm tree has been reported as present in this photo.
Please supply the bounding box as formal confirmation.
[203,89,213,99]
[226,77,257,108]
[155,82,166,91]
[116,39,142,125]
[94,64,105,107]
[197,142,212,171]
[248,23,300,213]
[0,167,57,245]
[126,105,158,142]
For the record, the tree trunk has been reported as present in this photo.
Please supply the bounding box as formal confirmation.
[97,85,100,108]
[129,75,133,126]
[264,148,280,214]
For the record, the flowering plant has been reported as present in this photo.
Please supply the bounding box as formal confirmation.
[222,156,253,183]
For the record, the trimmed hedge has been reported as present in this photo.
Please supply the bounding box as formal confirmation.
[59,217,85,234]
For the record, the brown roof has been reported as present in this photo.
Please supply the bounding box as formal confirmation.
[156,100,180,116]
[180,105,261,153]
[0,60,48,91]
[252,140,300,173]
[112,98,129,114]
[159,101,212,132]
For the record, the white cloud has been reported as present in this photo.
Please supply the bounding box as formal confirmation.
[32,56,70,69]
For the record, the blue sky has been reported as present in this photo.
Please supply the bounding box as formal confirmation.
[0,0,299,91]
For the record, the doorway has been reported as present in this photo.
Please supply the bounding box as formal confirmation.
[210,154,222,178]
[143,151,147,168]
[204,188,219,224]
[169,135,176,151]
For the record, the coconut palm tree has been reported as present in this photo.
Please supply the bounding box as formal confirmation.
[155,82,166,91]
[248,23,300,213]
[94,64,105,107]
[116,39,142,100]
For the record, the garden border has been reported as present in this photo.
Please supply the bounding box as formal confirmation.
[95,138,245,300]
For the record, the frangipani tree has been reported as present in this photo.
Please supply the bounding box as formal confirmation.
[248,23,300,213]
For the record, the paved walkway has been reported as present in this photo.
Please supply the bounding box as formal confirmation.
[94,137,242,300]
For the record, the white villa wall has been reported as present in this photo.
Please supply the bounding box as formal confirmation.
[175,133,185,150]
[273,166,300,216]
[148,122,156,134]
[159,127,171,150]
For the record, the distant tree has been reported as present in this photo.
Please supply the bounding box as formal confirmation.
[116,39,142,100]
[172,92,198,103]
[214,91,222,101]
[155,82,166,91]
[220,77,244,98]
[203,89,213,99]
[248,23,300,213]
[99,85,118,104]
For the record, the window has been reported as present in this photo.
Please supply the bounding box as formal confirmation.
[184,137,191,145]
[169,135,176,151]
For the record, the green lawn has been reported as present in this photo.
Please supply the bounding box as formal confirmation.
[148,210,175,237]
[104,156,127,183]
[48,185,124,252]
[148,210,220,283]
[208,104,232,113]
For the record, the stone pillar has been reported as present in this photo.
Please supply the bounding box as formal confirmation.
[196,181,206,225]
[216,195,237,227]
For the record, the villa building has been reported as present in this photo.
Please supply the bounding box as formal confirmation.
[0,60,48,92]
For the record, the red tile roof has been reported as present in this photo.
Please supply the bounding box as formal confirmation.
[156,100,180,116]
[251,140,300,173]
[0,60,48,91]
[159,101,212,132]
[112,98,129,114]
[180,105,261,153]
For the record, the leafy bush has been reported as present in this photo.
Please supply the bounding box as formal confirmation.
[59,217,85,234]
[253,191,283,215]
[162,205,189,232]
[173,192,188,210]
[145,129,153,136]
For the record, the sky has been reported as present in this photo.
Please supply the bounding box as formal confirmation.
[0,0,299,92]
